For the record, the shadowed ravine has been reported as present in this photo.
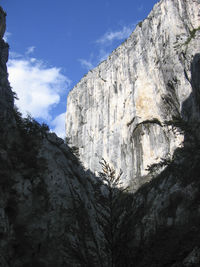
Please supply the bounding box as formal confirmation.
[1,1,200,267]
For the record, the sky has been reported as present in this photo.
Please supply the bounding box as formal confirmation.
[0,0,158,138]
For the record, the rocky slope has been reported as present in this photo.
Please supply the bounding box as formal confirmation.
[0,8,100,267]
[1,1,200,266]
[66,0,200,190]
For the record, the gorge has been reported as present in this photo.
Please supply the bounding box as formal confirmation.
[1,0,200,266]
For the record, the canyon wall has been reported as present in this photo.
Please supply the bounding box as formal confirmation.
[1,1,200,265]
[0,8,13,125]
[66,0,200,189]
[0,8,99,266]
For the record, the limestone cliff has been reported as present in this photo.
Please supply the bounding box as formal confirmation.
[66,0,200,190]
[1,1,200,266]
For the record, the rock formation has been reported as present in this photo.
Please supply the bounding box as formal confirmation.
[66,0,200,190]
[1,0,200,266]
[0,8,99,266]
[0,8,13,125]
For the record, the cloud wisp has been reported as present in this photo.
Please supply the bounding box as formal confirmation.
[96,25,133,45]
[79,24,134,71]
[26,46,36,55]
[137,5,144,12]
[78,58,94,71]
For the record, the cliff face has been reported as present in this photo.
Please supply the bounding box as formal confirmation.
[1,1,200,266]
[66,0,200,189]
[0,8,13,125]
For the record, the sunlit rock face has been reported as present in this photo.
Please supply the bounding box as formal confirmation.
[66,0,200,189]
[1,1,200,266]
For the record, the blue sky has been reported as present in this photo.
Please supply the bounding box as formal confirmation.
[1,0,158,138]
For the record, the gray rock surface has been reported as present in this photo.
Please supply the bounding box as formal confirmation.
[66,0,200,190]
[0,7,13,125]
[0,11,100,266]
[1,1,200,266]
[0,7,6,39]
[183,247,200,266]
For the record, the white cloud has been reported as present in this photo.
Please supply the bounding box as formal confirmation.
[26,46,35,55]
[78,58,94,71]
[9,51,22,59]
[3,31,11,42]
[96,26,133,44]
[51,112,66,139]
[8,55,70,121]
